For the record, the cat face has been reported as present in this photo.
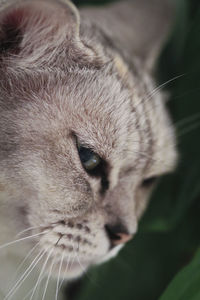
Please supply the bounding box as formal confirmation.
[0,0,177,279]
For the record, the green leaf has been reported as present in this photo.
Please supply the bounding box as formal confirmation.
[160,249,200,300]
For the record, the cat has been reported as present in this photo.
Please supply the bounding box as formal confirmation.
[0,0,177,299]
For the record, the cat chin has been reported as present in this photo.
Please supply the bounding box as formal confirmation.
[49,245,123,281]
[49,260,90,281]
[95,244,124,265]
[60,261,89,280]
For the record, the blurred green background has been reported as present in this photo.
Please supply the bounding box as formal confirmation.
[67,0,200,299]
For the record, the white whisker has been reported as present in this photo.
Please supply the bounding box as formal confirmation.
[177,121,200,139]
[68,251,76,272]
[145,74,185,102]
[7,241,41,290]
[29,248,54,300]
[58,253,72,291]
[55,250,65,300]
[0,231,49,251]
[175,113,200,129]
[41,255,56,300]
[74,242,98,286]
[16,225,46,238]
[75,253,86,276]
[21,274,46,300]
[4,248,46,300]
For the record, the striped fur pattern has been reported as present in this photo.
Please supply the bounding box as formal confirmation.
[0,0,177,299]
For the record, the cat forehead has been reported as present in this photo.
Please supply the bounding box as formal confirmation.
[6,66,133,151]
[63,69,133,154]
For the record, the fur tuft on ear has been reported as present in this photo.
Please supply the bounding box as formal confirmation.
[0,0,81,65]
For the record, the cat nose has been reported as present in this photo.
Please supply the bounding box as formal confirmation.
[105,224,133,248]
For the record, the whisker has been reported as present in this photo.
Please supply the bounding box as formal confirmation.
[0,231,49,251]
[75,254,96,285]
[58,253,72,291]
[145,74,185,102]
[41,255,56,300]
[16,225,46,238]
[29,248,54,300]
[7,241,41,290]
[177,121,200,139]
[21,274,46,300]
[74,241,99,287]
[4,248,46,300]
[16,221,61,238]
[175,113,200,129]
[68,247,76,272]
[58,241,78,292]
[55,250,65,300]
[131,74,185,112]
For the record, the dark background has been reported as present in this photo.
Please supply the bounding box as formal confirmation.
[66,1,200,299]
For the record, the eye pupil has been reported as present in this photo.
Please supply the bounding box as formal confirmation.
[78,146,101,171]
[79,147,94,164]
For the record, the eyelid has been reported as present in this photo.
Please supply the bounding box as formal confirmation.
[75,134,102,159]
[75,135,94,152]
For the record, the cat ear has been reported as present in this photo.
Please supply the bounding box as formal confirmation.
[0,0,87,64]
[137,0,175,71]
[85,0,175,72]
[129,0,175,71]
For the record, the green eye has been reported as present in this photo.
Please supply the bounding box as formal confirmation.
[76,138,109,193]
[77,142,101,171]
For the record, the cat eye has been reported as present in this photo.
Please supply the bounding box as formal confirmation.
[77,140,101,172]
[79,147,101,171]
[75,137,109,194]
[141,176,158,188]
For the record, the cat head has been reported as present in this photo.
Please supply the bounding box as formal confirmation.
[0,0,177,279]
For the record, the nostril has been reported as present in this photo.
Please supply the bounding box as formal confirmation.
[105,224,122,241]
[105,224,133,248]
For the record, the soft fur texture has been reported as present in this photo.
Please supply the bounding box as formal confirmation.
[0,0,177,299]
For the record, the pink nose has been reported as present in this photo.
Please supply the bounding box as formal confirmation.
[105,224,133,248]
[112,232,133,246]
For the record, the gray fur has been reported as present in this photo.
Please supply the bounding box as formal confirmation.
[0,0,177,299]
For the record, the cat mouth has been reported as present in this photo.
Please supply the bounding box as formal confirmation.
[37,228,123,280]
[34,222,114,279]
[45,244,123,279]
